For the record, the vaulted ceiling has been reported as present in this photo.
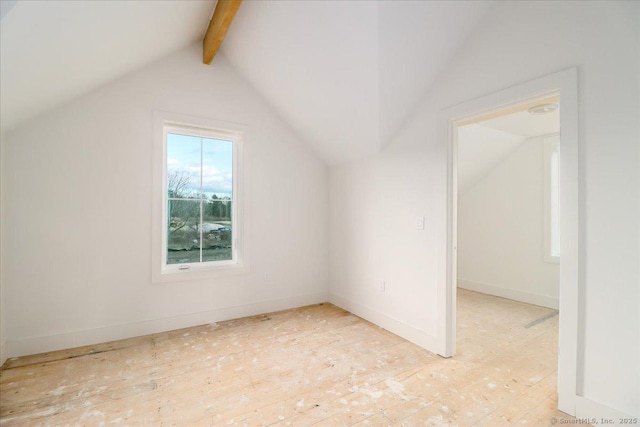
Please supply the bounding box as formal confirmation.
[221,1,494,163]
[1,0,494,164]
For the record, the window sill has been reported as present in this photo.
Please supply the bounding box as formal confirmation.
[152,262,247,284]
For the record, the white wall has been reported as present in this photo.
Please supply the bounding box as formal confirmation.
[458,136,559,309]
[1,44,329,358]
[330,0,638,417]
[330,148,440,349]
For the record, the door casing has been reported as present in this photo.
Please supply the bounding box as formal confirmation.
[437,68,580,415]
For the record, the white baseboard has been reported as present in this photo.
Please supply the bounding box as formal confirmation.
[329,292,439,354]
[6,291,328,359]
[574,396,636,426]
[458,279,559,309]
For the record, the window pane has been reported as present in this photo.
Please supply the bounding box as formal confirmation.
[167,200,201,264]
[167,133,201,199]
[202,204,232,262]
[201,138,233,199]
[201,138,233,263]
[163,127,236,269]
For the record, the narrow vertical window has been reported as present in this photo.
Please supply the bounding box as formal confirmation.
[549,144,560,258]
[544,135,560,263]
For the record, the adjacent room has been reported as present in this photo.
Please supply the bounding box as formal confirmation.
[455,100,562,419]
[1,0,638,425]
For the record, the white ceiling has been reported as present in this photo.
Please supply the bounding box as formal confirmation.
[1,0,494,165]
[221,1,380,164]
[458,107,560,194]
[222,1,494,164]
[0,0,213,131]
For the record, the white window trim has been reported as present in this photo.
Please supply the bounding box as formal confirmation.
[543,133,560,264]
[152,111,250,283]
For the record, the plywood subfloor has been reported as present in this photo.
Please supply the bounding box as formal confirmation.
[0,290,587,426]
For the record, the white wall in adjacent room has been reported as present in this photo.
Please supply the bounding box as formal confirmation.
[457,136,559,309]
[1,44,329,358]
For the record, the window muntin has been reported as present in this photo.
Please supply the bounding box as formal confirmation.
[163,125,238,271]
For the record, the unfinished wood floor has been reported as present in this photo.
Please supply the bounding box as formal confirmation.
[1,290,586,426]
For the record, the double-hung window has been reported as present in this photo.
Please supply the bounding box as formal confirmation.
[153,112,245,280]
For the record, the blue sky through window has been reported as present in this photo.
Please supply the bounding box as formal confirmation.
[167,133,233,198]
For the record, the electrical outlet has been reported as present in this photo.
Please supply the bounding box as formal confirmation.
[379,280,386,292]
[416,216,425,230]
[264,272,270,281]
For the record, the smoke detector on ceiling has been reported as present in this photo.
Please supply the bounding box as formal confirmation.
[528,103,559,115]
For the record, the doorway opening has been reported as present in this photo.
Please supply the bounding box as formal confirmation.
[438,68,579,416]
[455,97,562,421]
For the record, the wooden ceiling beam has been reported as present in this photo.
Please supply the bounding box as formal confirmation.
[203,0,242,65]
